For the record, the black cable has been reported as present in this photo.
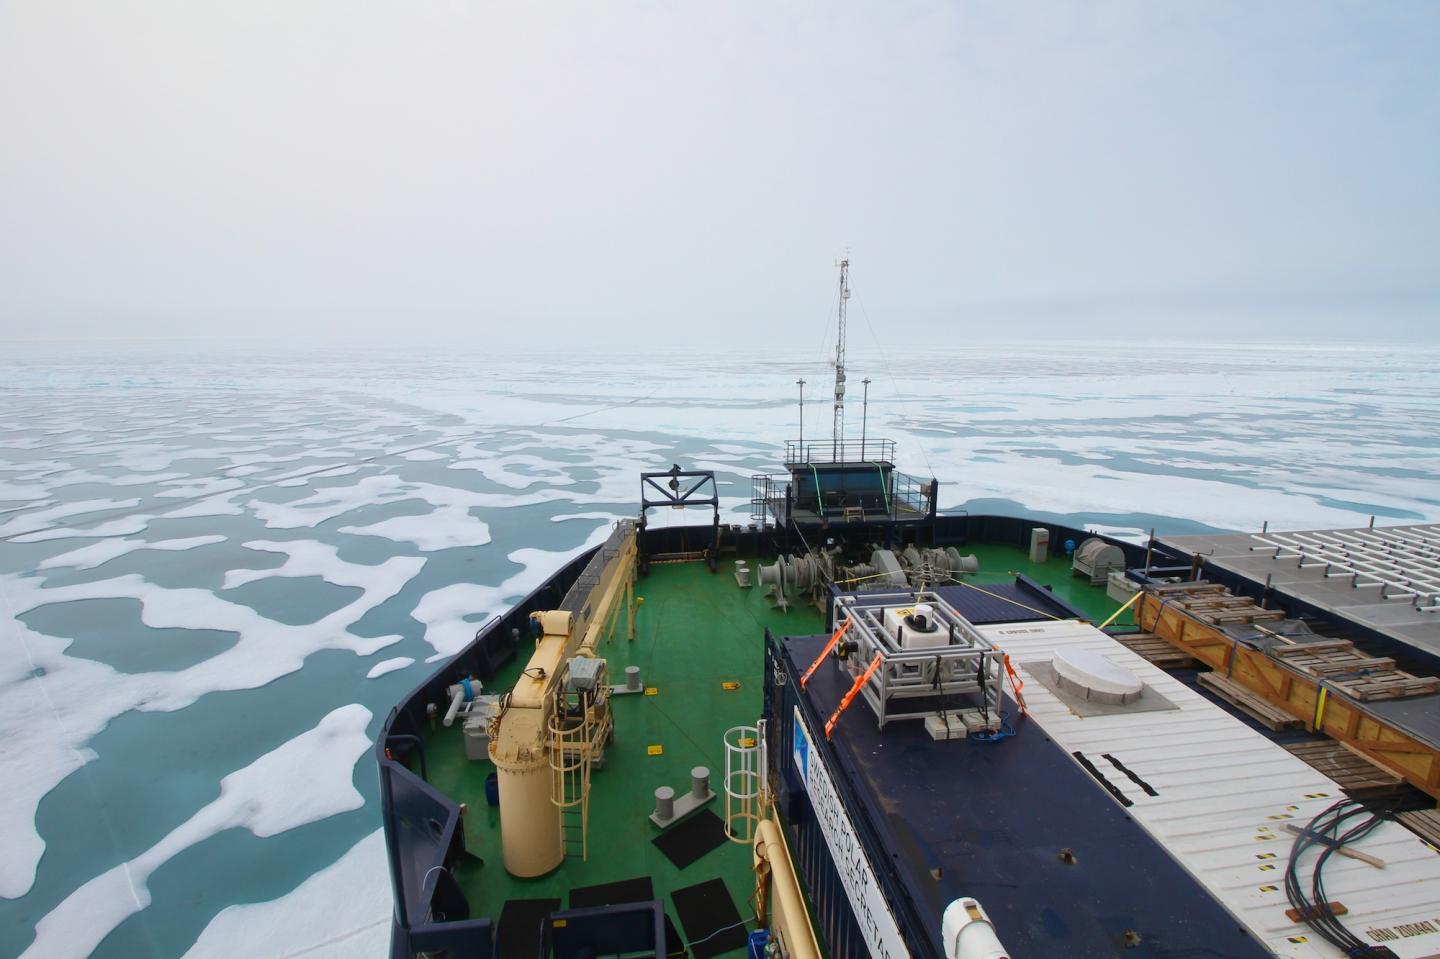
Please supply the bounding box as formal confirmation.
[1284,798,1397,956]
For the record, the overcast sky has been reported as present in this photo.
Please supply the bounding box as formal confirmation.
[2,2,1437,347]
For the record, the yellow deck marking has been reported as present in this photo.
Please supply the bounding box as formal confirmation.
[647,744,663,756]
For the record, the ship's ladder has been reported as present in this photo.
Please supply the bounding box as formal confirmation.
[549,710,592,861]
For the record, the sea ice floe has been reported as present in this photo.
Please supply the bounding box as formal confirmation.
[154,477,247,499]
[20,705,373,959]
[448,449,577,489]
[412,519,616,657]
[552,511,630,523]
[160,492,248,519]
[223,540,422,601]
[10,514,156,543]
[181,829,389,959]
[0,481,50,502]
[247,474,416,528]
[366,657,414,679]
[0,546,420,899]
[37,535,227,571]
[397,448,448,461]
[339,504,492,551]
[0,498,141,539]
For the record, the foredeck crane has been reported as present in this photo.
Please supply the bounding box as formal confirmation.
[488,519,638,877]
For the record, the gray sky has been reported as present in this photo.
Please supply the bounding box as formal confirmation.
[2,1,1437,346]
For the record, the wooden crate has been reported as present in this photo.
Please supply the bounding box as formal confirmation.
[1198,672,1304,731]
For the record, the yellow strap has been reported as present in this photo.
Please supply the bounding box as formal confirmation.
[1098,588,1143,630]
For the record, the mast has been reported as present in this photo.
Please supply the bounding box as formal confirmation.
[832,257,850,459]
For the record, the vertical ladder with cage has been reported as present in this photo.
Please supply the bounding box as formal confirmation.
[724,725,762,843]
[550,711,591,861]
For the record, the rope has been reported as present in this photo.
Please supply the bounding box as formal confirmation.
[945,577,1065,621]
[808,464,824,517]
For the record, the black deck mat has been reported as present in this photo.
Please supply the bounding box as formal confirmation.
[664,916,686,959]
[671,878,746,959]
[652,808,728,870]
[568,877,686,956]
[569,876,655,909]
[497,897,559,958]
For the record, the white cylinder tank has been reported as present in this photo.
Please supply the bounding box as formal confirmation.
[943,897,1010,959]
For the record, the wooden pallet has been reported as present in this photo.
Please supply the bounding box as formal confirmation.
[1199,672,1304,731]
[1113,632,1196,669]
[1159,589,1287,625]
[1272,642,1438,701]
[1330,674,1440,701]
[1397,809,1440,851]
[1283,740,1405,798]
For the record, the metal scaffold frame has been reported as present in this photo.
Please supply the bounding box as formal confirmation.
[1249,524,1440,611]
[829,590,1004,729]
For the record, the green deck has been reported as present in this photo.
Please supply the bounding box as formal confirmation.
[419,542,1128,956]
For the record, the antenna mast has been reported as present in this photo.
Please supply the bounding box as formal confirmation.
[832,257,850,459]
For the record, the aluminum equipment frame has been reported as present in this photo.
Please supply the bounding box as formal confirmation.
[830,590,1004,729]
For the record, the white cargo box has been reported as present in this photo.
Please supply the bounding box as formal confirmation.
[1106,569,1140,604]
[882,604,948,650]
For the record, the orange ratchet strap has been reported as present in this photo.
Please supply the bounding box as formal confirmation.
[800,616,851,688]
[825,652,884,739]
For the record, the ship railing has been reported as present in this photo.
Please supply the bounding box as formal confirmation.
[890,469,934,516]
[750,473,784,527]
[832,590,1004,729]
[784,437,896,466]
[750,469,935,526]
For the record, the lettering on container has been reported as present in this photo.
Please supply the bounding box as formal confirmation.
[792,705,910,959]
[1367,918,1440,942]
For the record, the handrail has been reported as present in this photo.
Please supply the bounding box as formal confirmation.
[867,461,891,514]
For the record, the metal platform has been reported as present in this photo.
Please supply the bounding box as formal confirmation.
[1160,524,1440,661]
